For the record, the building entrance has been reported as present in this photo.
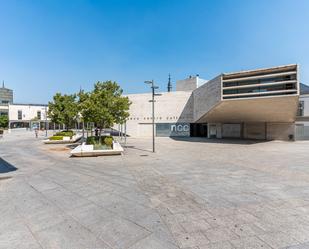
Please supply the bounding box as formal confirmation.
[190,123,208,137]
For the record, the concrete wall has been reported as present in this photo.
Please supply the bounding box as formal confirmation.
[193,75,222,122]
[244,123,266,140]
[266,123,295,140]
[222,124,241,138]
[9,104,48,121]
[124,91,193,137]
[176,77,198,91]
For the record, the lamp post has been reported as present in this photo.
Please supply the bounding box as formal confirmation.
[45,106,48,137]
[144,80,161,153]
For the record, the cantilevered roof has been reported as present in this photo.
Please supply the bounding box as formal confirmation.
[197,95,298,123]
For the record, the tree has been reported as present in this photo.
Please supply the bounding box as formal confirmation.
[80,81,131,137]
[0,115,8,128]
[48,93,78,130]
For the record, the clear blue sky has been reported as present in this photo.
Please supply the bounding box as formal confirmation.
[1,0,309,103]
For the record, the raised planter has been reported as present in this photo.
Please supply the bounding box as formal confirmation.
[70,141,123,157]
[43,134,83,144]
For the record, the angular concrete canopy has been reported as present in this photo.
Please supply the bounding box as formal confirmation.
[194,64,299,124]
[197,95,299,123]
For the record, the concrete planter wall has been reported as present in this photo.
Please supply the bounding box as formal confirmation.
[70,141,123,157]
[43,134,82,144]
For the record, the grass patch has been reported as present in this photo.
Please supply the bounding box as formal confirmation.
[49,136,64,141]
[49,130,76,140]
[55,130,75,138]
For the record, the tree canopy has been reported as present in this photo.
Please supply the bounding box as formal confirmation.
[80,81,131,132]
[48,93,79,130]
[49,81,131,136]
[0,115,8,128]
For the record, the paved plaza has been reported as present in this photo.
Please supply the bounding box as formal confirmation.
[1,131,309,249]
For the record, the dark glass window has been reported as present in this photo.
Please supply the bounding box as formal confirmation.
[18,110,22,120]
[37,111,41,120]
[297,101,305,116]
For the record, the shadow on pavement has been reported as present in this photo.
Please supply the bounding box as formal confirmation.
[0,157,18,173]
[123,145,152,153]
[170,136,269,145]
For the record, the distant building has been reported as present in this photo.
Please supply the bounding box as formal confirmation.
[0,82,13,116]
[8,103,49,129]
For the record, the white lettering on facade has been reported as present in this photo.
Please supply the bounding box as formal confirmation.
[171,124,189,132]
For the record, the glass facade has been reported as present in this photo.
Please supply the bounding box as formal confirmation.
[297,101,305,116]
[222,65,298,100]
[156,123,190,137]
[0,88,13,105]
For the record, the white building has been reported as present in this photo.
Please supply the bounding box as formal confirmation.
[8,103,49,129]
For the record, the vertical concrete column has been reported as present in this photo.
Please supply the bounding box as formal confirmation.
[216,123,222,139]
[265,122,267,140]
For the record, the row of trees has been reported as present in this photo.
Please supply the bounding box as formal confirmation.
[48,81,131,136]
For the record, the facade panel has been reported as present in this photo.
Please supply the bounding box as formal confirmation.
[222,124,241,138]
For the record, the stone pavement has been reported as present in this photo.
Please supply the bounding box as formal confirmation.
[1,131,309,249]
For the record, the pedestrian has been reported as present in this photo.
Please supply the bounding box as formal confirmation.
[35,128,38,138]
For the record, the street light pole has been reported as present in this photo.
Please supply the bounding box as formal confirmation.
[45,106,48,137]
[145,80,161,153]
[151,85,155,152]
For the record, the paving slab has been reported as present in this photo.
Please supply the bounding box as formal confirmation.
[1,132,309,248]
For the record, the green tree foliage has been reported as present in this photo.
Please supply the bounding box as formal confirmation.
[48,93,78,130]
[0,115,8,128]
[77,89,89,123]
[80,81,131,136]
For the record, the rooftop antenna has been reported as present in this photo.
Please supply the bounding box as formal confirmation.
[167,74,172,92]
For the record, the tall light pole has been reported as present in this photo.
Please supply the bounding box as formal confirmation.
[45,106,48,137]
[144,80,161,153]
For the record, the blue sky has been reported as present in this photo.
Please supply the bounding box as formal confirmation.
[1,0,309,103]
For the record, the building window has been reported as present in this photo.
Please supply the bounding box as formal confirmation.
[18,110,22,120]
[1,100,9,104]
[297,101,305,116]
[37,111,41,120]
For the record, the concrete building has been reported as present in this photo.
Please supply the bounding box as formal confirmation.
[8,103,49,129]
[125,64,307,140]
[295,83,309,139]
[0,82,13,116]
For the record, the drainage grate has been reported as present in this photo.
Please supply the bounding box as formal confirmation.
[140,154,149,157]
